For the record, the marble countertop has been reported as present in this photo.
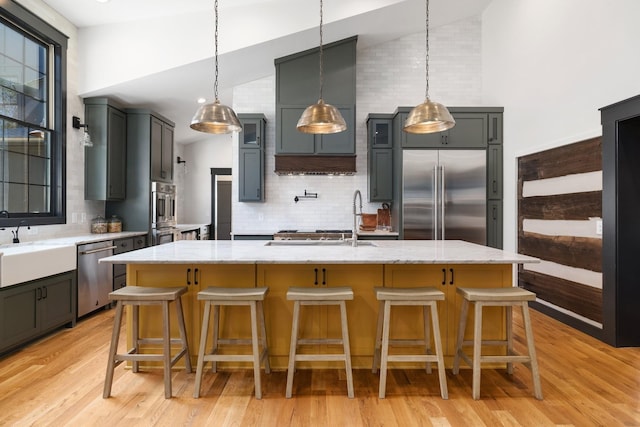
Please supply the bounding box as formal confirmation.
[100,239,538,265]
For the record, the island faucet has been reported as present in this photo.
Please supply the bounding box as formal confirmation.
[12,220,30,244]
[352,189,362,247]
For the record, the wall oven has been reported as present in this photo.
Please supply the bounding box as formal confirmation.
[152,182,177,245]
[152,182,177,229]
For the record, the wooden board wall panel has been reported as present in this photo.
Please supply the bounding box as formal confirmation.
[519,268,603,324]
[518,137,602,181]
[519,191,602,220]
[518,231,602,272]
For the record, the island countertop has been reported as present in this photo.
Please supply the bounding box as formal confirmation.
[99,239,538,265]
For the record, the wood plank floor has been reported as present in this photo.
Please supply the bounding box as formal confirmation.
[0,306,639,426]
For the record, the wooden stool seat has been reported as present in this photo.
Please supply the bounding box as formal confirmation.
[372,287,448,399]
[194,287,270,399]
[452,286,543,400]
[286,287,354,398]
[103,286,191,399]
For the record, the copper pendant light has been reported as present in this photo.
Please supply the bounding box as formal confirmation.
[403,0,455,134]
[190,0,241,134]
[296,0,347,134]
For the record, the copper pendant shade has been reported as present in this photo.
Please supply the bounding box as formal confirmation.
[296,0,347,134]
[190,0,241,134]
[297,99,347,134]
[403,0,455,134]
[190,100,241,134]
[403,98,455,134]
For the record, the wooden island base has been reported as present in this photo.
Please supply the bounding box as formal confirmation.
[126,262,512,369]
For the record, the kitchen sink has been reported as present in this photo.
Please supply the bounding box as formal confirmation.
[264,240,377,247]
[0,242,77,287]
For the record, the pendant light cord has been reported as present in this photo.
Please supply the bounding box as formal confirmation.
[318,0,324,101]
[214,0,220,102]
[425,0,430,101]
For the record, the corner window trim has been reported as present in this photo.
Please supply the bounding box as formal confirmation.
[0,1,68,228]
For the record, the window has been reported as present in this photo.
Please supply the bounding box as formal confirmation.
[0,2,67,227]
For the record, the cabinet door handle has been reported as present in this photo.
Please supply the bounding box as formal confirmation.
[493,180,497,193]
[449,268,454,285]
[42,286,47,299]
[441,268,446,285]
[256,188,260,198]
[314,268,318,285]
[194,268,199,285]
[36,287,42,301]
[322,268,326,286]
[186,268,192,285]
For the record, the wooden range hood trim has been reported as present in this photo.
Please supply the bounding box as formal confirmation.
[274,155,356,175]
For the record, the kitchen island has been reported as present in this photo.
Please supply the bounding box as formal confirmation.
[101,240,538,369]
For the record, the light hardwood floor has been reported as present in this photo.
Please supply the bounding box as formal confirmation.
[0,306,639,426]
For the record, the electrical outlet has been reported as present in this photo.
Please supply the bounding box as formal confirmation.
[71,212,78,223]
[81,212,86,223]
[596,219,603,235]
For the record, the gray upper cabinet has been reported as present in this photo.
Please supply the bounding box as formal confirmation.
[238,114,266,202]
[275,36,357,155]
[84,97,127,201]
[150,116,174,183]
[127,109,175,183]
[367,114,394,202]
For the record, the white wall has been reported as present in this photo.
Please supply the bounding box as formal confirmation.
[229,16,483,233]
[482,0,640,251]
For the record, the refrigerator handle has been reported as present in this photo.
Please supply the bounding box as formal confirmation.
[433,165,439,240]
[440,165,445,240]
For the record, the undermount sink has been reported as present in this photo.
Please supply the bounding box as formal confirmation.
[264,240,377,247]
[0,242,77,287]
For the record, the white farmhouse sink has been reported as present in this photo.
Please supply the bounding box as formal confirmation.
[0,242,77,287]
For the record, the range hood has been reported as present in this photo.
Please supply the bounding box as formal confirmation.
[274,155,356,175]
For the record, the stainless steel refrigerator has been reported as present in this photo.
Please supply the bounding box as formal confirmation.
[402,150,486,244]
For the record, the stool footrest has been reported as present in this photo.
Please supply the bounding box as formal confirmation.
[387,354,439,363]
[136,338,186,346]
[481,355,531,364]
[387,339,429,346]
[216,338,254,346]
[202,349,268,364]
[297,338,343,345]
[295,354,347,362]
[460,339,508,347]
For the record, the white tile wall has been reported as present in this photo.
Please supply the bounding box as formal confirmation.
[231,16,482,234]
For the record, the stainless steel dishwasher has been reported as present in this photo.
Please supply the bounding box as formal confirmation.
[77,240,115,318]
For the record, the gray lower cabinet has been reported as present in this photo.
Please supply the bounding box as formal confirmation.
[0,271,76,354]
[84,97,127,201]
[238,114,266,202]
[487,200,503,249]
[113,235,146,290]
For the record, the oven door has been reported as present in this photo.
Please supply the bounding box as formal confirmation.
[153,227,178,245]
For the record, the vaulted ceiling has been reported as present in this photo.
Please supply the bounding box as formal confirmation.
[41,0,492,144]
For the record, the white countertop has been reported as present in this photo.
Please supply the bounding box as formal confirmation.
[29,231,148,246]
[100,239,538,265]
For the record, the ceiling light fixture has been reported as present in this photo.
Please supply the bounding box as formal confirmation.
[190,0,241,134]
[403,0,455,134]
[296,0,347,134]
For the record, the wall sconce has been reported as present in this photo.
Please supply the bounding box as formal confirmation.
[72,116,93,147]
[177,156,187,174]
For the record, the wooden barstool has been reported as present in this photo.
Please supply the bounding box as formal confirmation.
[193,287,270,399]
[103,286,191,399]
[372,287,448,399]
[452,287,543,400]
[286,287,354,398]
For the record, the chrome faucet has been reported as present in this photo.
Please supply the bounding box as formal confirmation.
[12,220,30,244]
[352,189,362,247]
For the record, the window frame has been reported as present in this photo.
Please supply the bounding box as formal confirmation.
[0,1,67,228]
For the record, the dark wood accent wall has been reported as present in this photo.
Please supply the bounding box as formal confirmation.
[517,137,603,336]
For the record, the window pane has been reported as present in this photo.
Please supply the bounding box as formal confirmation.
[6,182,27,212]
[4,26,22,62]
